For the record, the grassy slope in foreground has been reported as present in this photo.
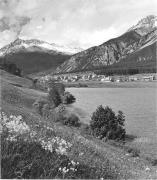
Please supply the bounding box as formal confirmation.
[1,70,157,179]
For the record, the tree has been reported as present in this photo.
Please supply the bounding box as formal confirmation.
[90,105,125,141]
[48,87,62,107]
[2,62,21,76]
[47,80,65,96]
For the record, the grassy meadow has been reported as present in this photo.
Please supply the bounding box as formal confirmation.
[1,69,157,179]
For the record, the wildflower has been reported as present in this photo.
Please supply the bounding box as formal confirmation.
[70,167,75,171]
[62,167,67,173]
[6,135,17,142]
[145,167,150,171]
[56,146,67,155]
[71,160,76,166]
[79,152,84,156]
[29,131,37,138]
[1,112,30,135]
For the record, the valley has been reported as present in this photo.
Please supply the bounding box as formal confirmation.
[0,13,157,179]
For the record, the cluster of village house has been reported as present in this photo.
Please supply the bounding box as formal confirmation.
[39,72,157,83]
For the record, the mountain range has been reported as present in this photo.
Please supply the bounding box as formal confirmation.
[0,39,83,74]
[0,38,83,56]
[0,15,156,75]
[56,15,157,74]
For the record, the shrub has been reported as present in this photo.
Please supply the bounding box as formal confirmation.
[78,83,88,87]
[90,105,126,141]
[151,159,157,166]
[2,61,21,76]
[33,79,47,91]
[55,104,66,114]
[50,104,67,122]
[48,87,62,107]
[127,147,140,157]
[63,113,80,127]
[47,79,65,96]
[48,105,66,123]
[62,91,76,104]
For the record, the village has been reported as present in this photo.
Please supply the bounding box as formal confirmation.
[38,72,157,84]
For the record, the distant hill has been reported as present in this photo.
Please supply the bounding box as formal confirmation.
[0,38,73,74]
[56,15,157,74]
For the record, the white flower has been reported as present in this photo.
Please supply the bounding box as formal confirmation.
[62,167,67,173]
[145,167,150,171]
[10,115,13,119]
[1,112,30,135]
[71,160,76,166]
[6,135,17,142]
[70,167,75,171]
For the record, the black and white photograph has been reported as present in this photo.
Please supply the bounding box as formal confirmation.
[0,0,157,179]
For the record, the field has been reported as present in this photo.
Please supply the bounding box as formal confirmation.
[1,69,157,179]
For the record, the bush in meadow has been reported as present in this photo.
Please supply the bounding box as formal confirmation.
[48,107,66,123]
[127,147,140,157]
[90,105,126,141]
[62,91,76,104]
[63,113,81,127]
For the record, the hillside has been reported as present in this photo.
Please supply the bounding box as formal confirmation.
[0,38,72,75]
[0,51,70,75]
[1,69,157,179]
[56,15,157,74]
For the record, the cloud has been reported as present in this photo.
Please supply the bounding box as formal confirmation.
[0,16,31,33]
[0,0,157,48]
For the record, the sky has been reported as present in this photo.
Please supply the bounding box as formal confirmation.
[0,0,157,49]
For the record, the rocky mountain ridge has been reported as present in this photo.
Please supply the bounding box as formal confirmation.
[56,15,157,73]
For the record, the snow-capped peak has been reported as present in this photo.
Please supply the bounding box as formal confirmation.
[0,38,83,56]
[128,15,157,35]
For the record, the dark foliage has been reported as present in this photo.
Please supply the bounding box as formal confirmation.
[151,159,157,166]
[62,91,76,104]
[63,113,81,127]
[127,147,140,157]
[0,61,21,76]
[90,105,126,141]
[48,87,62,107]
[47,79,65,95]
